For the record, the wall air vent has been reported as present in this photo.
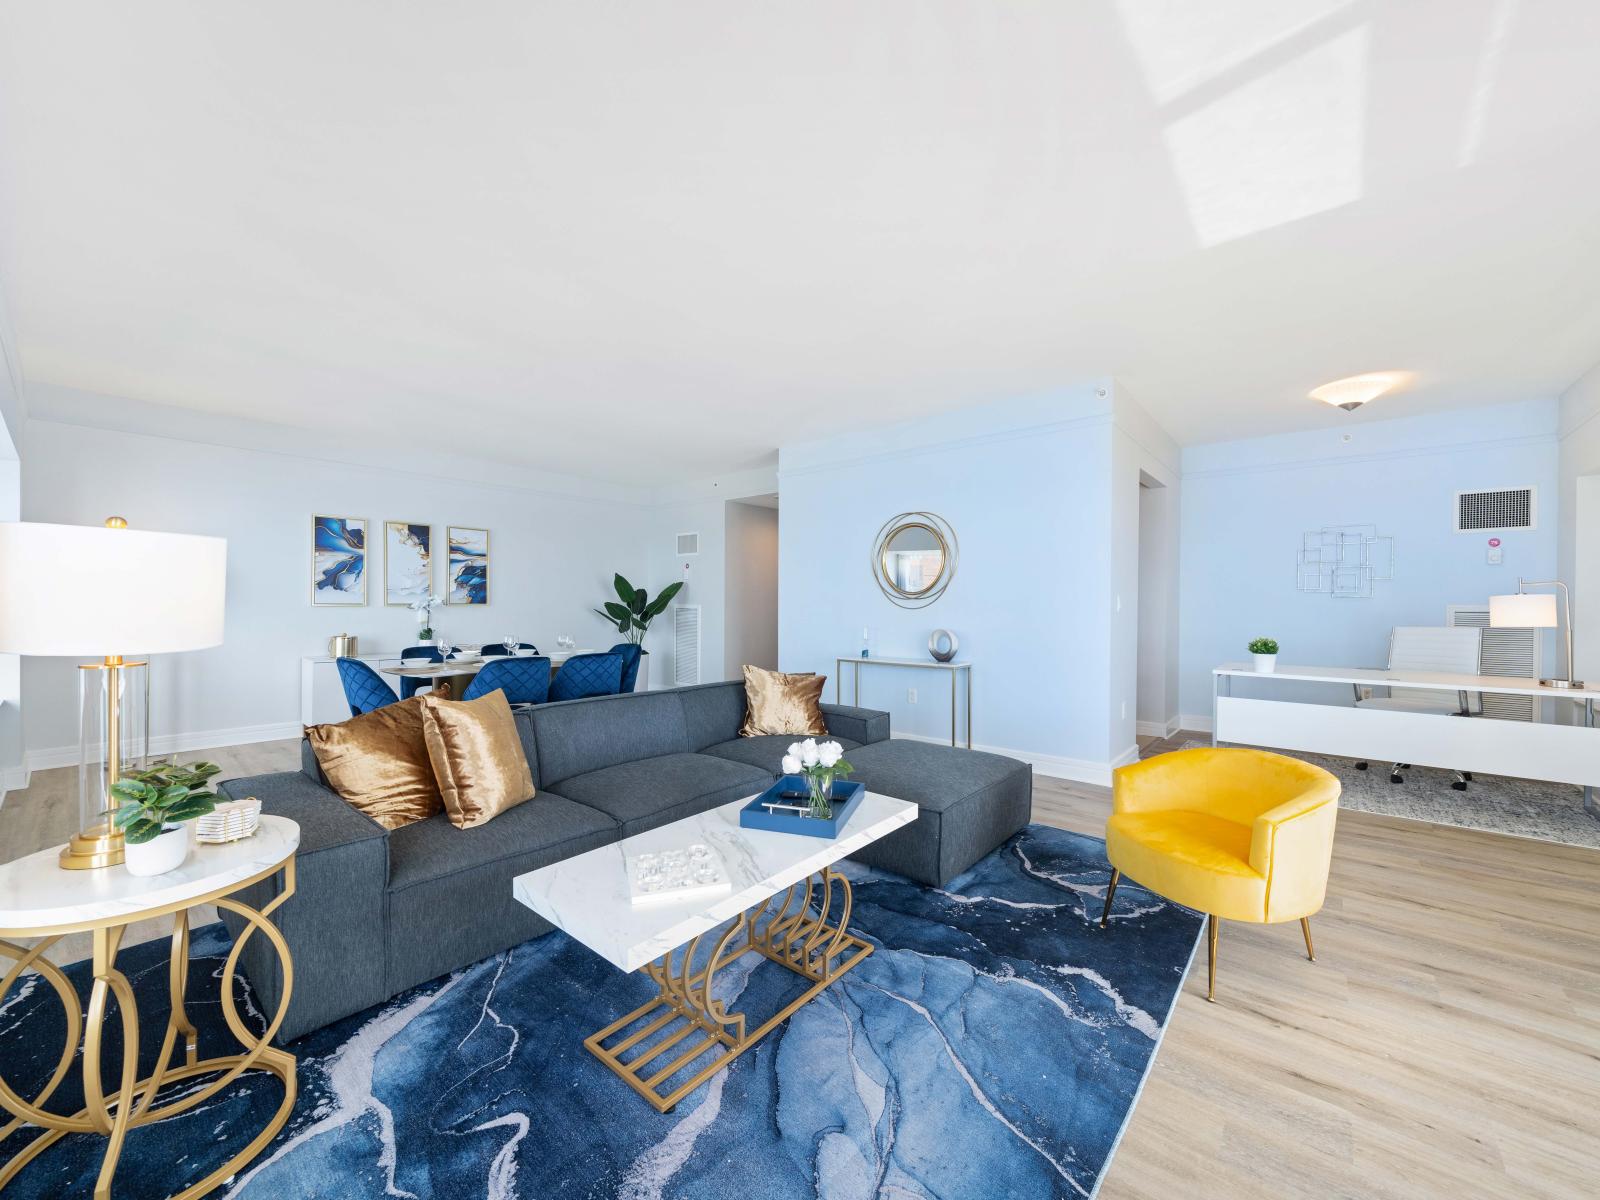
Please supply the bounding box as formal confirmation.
[1455,488,1534,533]
[673,605,702,686]
[676,532,700,555]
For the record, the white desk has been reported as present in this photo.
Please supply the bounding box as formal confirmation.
[1212,662,1599,818]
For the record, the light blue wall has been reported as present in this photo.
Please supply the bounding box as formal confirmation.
[1178,398,1560,720]
[779,387,1118,771]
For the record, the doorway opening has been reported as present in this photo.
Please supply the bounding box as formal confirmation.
[724,495,779,679]
[1135,470,1179,746]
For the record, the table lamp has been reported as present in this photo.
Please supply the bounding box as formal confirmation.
[1489,578,1582,689]
[0,518,226,868]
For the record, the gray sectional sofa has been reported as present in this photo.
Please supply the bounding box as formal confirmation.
[219,679,1031,1042]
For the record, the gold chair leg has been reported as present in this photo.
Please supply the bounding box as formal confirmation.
[1206,915,1219,1002]
[1100,869,1120,929]
[1300,916,1315,962]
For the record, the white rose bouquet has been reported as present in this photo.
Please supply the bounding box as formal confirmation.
[781,738,855,819]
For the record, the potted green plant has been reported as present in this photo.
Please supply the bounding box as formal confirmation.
[108,760,222,877]
[594,574,683,691]
[1248,636,1280,674]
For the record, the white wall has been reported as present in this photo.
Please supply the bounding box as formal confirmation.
[1178,398,1561,725]
[779,387,1120,780]
[0,276,22,789]
[19,415,649,766]
[1136,479,1179,735]
[723,500,778,679]
[1558,360,1600,688]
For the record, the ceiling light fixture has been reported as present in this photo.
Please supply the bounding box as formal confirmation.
[1309,371,1411,412]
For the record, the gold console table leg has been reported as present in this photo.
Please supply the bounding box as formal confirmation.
[586,865,873,1113]
[0,860,298,1199]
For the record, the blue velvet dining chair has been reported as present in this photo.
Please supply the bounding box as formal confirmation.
[398,645,444,700]
[463,657,551,705]
[609,643,643,693]
[336,657,400,717]
[549,652,624,702]
[481,642,539,657]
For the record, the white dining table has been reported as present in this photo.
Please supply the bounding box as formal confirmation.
[377,649,600,682]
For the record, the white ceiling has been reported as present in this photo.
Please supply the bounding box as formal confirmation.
[1,2,1598,484]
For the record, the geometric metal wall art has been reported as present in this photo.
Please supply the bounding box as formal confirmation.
[1296,524,1394,599]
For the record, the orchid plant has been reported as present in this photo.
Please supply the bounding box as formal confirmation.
[409,593,442,641]
[781,738,855,820]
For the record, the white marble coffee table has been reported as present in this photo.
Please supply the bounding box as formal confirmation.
[514,790,916,1111]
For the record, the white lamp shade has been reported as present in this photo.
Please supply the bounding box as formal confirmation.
[1488,592,1558,629]
[0,521,226,655]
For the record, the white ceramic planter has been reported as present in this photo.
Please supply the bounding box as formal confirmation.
[1252,653,1278,674]
[124,824,191,877]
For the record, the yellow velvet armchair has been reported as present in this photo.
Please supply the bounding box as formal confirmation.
[1102,747,1340,1001]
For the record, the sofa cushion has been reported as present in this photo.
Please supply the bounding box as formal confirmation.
[529,691,689,787]
[701,734,860,777]
[385,794,619,994]
[841,740,1032,886]
[550,752,772,838]
[675,681,749,751]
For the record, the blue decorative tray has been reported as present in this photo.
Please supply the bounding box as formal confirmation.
[739,776,866,839]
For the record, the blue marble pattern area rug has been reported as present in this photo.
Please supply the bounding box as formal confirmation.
[0,825,1201,1199]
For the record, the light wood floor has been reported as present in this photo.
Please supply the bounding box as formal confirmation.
[2,734,1596,1198]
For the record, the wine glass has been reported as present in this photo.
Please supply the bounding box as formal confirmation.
[435,639,453,663]
[502,633,518,656]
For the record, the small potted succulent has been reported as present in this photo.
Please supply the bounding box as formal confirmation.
[108,760,222,877]
[1248,636,1280,674]
[781,738,856,819]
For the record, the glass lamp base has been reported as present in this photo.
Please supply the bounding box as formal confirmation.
[1539,677,1585,689]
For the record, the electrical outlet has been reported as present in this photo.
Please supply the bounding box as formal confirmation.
[907,688,918,704]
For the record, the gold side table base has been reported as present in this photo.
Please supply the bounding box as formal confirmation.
[0,860,297,1200]
[587,865,871,1113]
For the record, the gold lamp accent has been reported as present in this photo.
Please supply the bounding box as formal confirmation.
[0,518,227,869]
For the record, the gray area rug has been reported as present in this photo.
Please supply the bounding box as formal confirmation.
[1178,739,1599,850]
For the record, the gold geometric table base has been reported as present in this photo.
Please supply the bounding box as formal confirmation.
[587,865,871,1113]
[0,859,297,1200]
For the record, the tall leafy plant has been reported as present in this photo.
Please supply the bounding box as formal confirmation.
[595,574,684,646]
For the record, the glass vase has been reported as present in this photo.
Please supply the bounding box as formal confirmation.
[807,770,834,820]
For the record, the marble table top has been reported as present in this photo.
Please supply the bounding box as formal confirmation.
[0,816,300,935]
[513,791,917,972]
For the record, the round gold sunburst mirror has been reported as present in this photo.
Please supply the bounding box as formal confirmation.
[871,512,958,609]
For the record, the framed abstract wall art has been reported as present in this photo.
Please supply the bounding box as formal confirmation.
[447,526,489,604]
[312,515,367,606]
[384,521,433,605]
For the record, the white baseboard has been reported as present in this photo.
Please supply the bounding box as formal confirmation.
[1179,714,1213,735]
[21,721,304,781]
[1135,717,1181,739]
[890,731,1120,788]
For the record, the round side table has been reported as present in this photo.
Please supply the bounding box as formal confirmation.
[0,815,300,1199]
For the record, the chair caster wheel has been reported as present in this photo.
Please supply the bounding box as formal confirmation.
[1389,773,1403,784]
[1354,761,1368,771]
[1452,781,1467,791]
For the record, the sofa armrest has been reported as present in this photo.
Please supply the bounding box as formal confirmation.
[222,768,386,854]
[218,770,392,1042]
[822,703,890,745]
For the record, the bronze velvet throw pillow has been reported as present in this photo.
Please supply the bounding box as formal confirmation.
[305,697,443,830]
[420,690,536,829]
[739,664,828,737]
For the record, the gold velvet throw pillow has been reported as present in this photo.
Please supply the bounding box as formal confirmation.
[306,697,443,830]
[739,665,828,737]
[420,690,536,829]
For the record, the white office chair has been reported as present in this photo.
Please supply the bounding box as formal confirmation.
[1354,626,1481,789]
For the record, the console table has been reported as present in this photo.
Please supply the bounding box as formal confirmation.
[0,818,300,1198]
[835,656,971,748]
